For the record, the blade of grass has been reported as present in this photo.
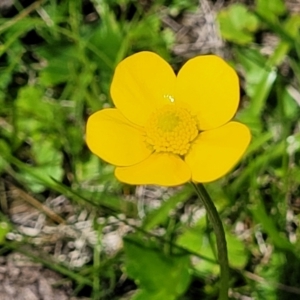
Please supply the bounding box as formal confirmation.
[0,0,44,34]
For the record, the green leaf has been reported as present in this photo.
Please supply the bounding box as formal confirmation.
[123,236,191,298]
[268,16,300,67]
[127,14,174,59]
[177,220,248,276]
[282,87,299,119]
[88,1,122,68]
[35,44,78,86]
[217,4,259,45]
[20,139,63,193]
[132,289,176,300]
[255,0,286,22]
[226,231,248,269]
[13,86,64,192]
[235,48,277,118]
[177,225,218,276]
[0,221,10,244]
[16,86,53,122]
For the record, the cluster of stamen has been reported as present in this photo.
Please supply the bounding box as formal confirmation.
[145,104,199,155]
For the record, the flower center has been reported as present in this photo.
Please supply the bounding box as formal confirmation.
[145,104,199,155]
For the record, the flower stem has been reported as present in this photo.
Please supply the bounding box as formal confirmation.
[191,182,229,300]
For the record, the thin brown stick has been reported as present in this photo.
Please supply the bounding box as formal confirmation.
[7,183,65,224]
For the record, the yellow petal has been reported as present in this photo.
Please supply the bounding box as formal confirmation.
[175,55,239,130]
[86,108,152,166]
[111,52,176,126]
[185,122,251,182]
[115,153,191,186]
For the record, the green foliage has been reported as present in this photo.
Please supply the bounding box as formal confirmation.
[0,140,10,174]
[0,222,11,244]
[255,0,286,22]
[124,236,191,299]
[217,4,259,45]
[1,0,300,299]
[253,251,286,299]
[177,217,248,277]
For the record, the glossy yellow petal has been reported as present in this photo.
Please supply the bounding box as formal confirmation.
[115,153,191,186]
[185,122,251,182]
[86,109,152,166]
[111,51,176,126]
[176,55,239,130]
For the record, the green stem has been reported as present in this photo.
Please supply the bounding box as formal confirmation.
[191,182,229,300]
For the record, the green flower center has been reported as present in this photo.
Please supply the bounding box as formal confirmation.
[145,104,199,155]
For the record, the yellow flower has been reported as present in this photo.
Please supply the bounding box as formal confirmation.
[86,52,251,186]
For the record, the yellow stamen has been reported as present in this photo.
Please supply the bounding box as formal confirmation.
[145,104,199,155]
